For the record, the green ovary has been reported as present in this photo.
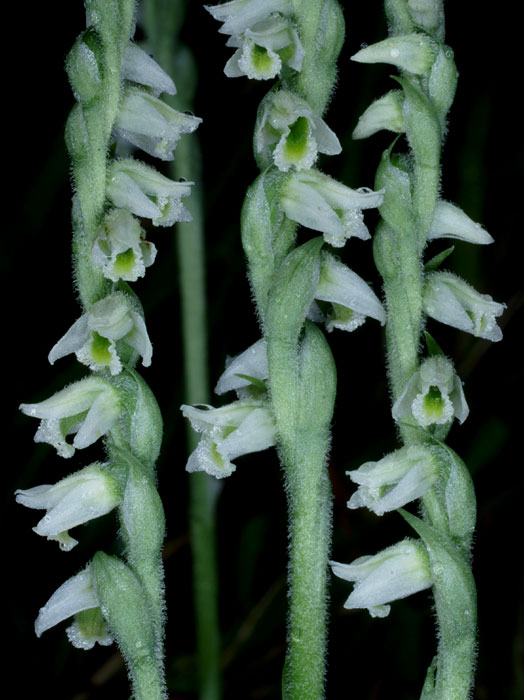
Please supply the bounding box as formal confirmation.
[113,248,136,276]
[90,332,113,365]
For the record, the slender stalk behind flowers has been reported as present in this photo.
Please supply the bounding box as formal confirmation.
[182,1,385,697]
[330,1,505,698]
[141,2,222,698]
[16,2,201,699]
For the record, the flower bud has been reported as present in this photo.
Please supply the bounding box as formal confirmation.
[352,90,405,140]
[122,43,176,96]
[423,272,505,342]
[66,28,102,103]
[428,201,493,245]
[215,339,269,397]
[407,0,444,37]
[351,34,437,75]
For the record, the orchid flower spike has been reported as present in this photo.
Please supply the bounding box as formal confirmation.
[280,169,384,247]
[330,539,433,618]
[181,399,276,478]
[35,565,113,649]
[256,89,341,171]
[92,208,157,283]
[347,445,440,515]
[214,339,269,397]
[315,252,386,331]
[107,158,194,227]
[49,292,152,375]
[423,271,505,342]
[20,377,121,458]
[15,463,121,551]
[392,355,469,427]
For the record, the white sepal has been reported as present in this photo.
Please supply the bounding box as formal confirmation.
[347,445,439,515]
[205,0,292,37]
[316,252,386,331]
[15,463,121,551]
[122,43,176,96]
[107,159,193,227]
[428,201,494,245]
[115,87,201,161]
[20,377,121,458]
[35,566,100,638]
[49,292,152,375]
[330,539,432,617]
[352,91,405,140]
[92,209,157,283]
[423,272,505,342]
[351,34,437,75]
[215,339,269,396]
[281,170,384,248]
[181,400,276,478]
[392,356,469,427]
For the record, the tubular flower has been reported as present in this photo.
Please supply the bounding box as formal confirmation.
[330,539,433,618]
[181,400,276,478]
[20,377,121,458]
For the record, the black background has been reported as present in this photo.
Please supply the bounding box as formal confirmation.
[5,2,523,698]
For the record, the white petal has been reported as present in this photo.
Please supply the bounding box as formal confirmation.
[215,339,268,395]
[73,390,121,450]
[122,44,176,95]
[49,316,89,365]
[428,201,494,245]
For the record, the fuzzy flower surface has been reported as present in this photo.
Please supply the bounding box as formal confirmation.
[181,400,276,478]
[330,539,432,617]
[15,463,121,551]
[20,377,121,458]
[49,292,152,375]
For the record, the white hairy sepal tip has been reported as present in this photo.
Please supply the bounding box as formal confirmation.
[330,539,432,617]
[423,272,505,342]
[392,356,469,427]
[115,87,201,161]
[35,566,99,638]
[93,208,157,283]
[316,252,386,330]
[257,90,341,171]
[122,43,176,96]
[215,339,269,396]
[205,0,293,37]
[347,445,439,515]
[15,463,120,551]
[49,292,152,374]
[107,159,193,227]
[428,200,494,245]
[181,400,276,478]
[281,170,384,247]
[20,378,121,457]
[352,91,405,140]
[351,34,437,75]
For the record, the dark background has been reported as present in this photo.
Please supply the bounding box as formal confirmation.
[5,2,523,698]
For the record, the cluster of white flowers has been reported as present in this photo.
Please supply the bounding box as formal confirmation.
[18,23,200,652]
